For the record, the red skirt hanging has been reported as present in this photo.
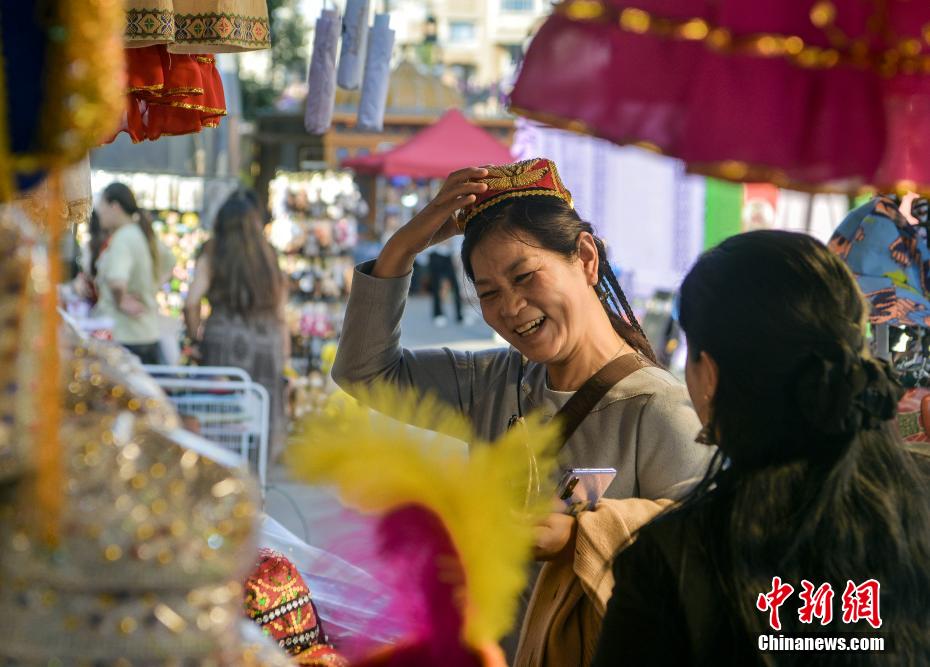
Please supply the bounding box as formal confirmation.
[108,45,226,143]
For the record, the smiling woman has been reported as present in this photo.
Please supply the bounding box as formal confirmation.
[331,159,715,667]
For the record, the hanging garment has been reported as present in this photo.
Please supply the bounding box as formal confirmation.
[336,0,370,90]
[510,0,930,192]
[305,9,341,134]
[356,13,395,132]
[828,195,930,329]
[109,46,227,143]
[0,0,124,199]
[124,0,271,53]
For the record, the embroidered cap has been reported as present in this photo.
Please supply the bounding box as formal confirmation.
[244,548,348,666]
[456,157,573,231]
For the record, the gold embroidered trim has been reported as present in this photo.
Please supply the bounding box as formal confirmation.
[125,8,176,41]
[482,160,550,190]
[173,12,271,48]
[458,188,573,231]
[158,87,207,96]
[128,83,166,93]
[195,56,216,64]
[509,104,930,196]
[554,0,930,77]
[166,101,228,116]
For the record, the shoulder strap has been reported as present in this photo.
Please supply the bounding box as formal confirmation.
[554,353,652,447]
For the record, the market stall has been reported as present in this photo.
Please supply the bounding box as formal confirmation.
[266,170,365,418]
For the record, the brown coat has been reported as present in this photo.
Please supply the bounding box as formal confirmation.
[513,498,673,667]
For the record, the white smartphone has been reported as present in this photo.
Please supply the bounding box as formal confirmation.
[556,467,617,515]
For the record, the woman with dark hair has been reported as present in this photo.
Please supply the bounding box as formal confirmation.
[332,160,714,665]
[96,182,174,364]
[184,189,289,459]
[593,230,930,666]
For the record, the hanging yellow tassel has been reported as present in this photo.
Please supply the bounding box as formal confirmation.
[35,169,63,547]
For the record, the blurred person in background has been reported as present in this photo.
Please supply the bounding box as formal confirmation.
[184,189,289,459]
[70,210,110,308]
[428,236,463,326]
[95,182,174,364]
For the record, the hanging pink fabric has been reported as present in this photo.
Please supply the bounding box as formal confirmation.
[510,0,930,191]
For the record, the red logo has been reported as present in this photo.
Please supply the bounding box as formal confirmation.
[756,577,795,631]
[798,581,834,626]
[757,579,882,630]
[841,579,882,629]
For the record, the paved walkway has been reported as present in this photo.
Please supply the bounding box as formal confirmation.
[264,295,498,546]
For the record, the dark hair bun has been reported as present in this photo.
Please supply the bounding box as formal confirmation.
[796,347,902,437]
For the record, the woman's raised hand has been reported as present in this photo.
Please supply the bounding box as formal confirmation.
[373,167,488,278]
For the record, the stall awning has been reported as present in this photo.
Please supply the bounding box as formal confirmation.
[342,109,512,178]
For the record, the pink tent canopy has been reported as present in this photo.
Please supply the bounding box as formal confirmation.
[341,109,512,178]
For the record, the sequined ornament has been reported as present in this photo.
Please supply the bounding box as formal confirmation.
[0,336,292,665]
[244,548,348,665]
[0,0,125,199]
[0,205,36,483]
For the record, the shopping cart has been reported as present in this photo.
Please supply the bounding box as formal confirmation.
[143,365,270,496]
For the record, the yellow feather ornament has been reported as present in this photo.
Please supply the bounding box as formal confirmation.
[287,383,561,652]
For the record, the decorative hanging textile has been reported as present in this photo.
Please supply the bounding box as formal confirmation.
[356,14,394,132]
[305,9,341,135]
[0,0,124,199]
[337,0,370,90]
[510,0,930,193]
[107,45,227,143]
[125,0,271,54]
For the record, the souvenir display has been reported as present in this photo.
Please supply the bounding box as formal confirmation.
[305,9,341,135]
[0,333,293,664]
[125,0,272,54]
[268,172,363,384]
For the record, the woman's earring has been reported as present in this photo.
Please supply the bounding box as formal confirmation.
[696,404,717,445]
[695,423,716,445]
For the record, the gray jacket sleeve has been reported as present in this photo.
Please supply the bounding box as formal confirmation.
[332,261,503,418]
[635,383,715,501]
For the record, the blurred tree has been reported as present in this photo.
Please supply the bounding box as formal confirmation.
[241,0,308,119]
